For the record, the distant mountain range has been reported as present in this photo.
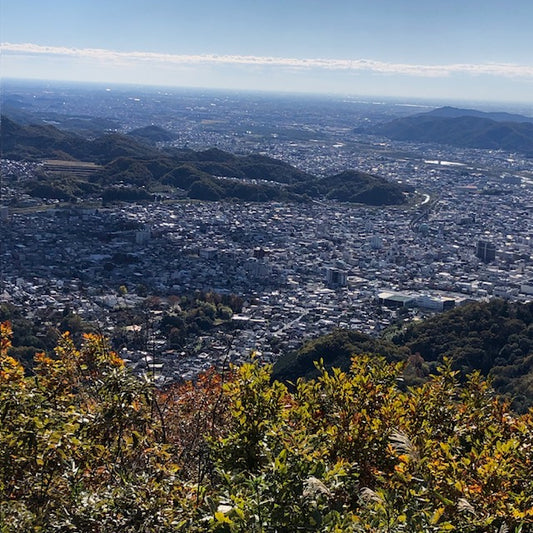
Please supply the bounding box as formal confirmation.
[1,116,407,206]
[422,106,533,123]
[371,106,533,155]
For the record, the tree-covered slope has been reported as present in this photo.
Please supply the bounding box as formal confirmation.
[272,329,409,382]
[393,299,533,411]
[373,108,533,155]
[1,115,86,160]
[1,115,161,162]
[317,170,406,205]
[127,125,177,143]
[274,300,533,411]
[423,106,533,124]
[5,116,406,206]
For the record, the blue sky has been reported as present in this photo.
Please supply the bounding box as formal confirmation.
[1,0,533,103]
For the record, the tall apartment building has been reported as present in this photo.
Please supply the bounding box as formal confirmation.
[476,240,496,263]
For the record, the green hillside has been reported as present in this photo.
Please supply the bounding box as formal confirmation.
[274,300,533,412]
[272,329,409,382]
[4,116,406,206]
[127,125,177,143]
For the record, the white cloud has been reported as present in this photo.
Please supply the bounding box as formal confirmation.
[2,42,533,79]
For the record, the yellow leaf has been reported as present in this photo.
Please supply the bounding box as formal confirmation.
[214,511,232,523]
[430,506,445,525]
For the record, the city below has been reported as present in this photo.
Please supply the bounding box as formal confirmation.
[1,80,533,382]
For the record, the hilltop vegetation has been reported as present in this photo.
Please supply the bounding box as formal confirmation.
[4,296,532,412]
[290,170,407,205]
[272,329,409,383]
[127,125,177,143]
[0,116,159,162]
[274,300,533,412]
[395,299,533,412]
[421,106,533,124]
[1,321,532,532]
[2,115,407,206]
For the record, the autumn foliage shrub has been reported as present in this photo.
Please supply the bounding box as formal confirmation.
[1,321,532,532]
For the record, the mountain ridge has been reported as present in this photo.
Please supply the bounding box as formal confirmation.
[422,105,533,123]
[2,116,407,206]
[371,106,533,155]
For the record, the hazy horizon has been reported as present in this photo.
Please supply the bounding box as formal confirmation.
[2,0,533,105]
[3,77,533,117]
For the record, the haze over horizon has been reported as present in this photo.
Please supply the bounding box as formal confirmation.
[1,0,533,105]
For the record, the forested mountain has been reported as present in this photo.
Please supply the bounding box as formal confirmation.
[1,115,88,161]
[371,107,533,155]
[127,125,177,143]
[287,169,408,205]
[2,116,406,206]
[272,329,409,382]
[395,299,533,412]
[1,115,160,162]
[422,106,533,123]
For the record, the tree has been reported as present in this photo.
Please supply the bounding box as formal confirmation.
[0,322,189,531]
